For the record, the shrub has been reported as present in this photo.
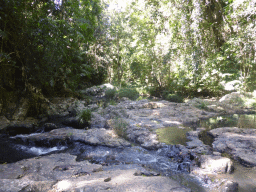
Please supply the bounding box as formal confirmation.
[79,109,92,125]
[147,86,162,97]
[165,93,184,103]
[108,100,117,105]
[105,88,117,100]
[113,118,128,139]
[195,102,208,109]
[118,88,139,100]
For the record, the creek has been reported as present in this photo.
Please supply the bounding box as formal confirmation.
[1,127,206,191]
[1,113,256,191]
[156,114,256,192]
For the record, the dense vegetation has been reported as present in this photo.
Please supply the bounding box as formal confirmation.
[0,0,255,110]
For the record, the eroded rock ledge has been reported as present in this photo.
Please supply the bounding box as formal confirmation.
[0,153,191,192]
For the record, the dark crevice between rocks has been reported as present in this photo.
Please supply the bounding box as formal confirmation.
[198,130,215,147]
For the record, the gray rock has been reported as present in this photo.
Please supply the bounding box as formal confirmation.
[0,116,10,130]
[0,153,191,192]
[62,116,89,129]
[209,127,256,166]
[186,129,211,154]
[47,97,76,118]
[218,180,239,192]
[14,127,131,148]
[3,118,38,135]
[12,98,29,121]
[43,123,57,132]
[90,112,107,128]
[199,155,234,174]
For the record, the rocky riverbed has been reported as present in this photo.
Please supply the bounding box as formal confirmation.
[1,85,256,191]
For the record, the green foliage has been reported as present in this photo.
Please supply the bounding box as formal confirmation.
[105,89,117,100]
[195,102,208,110]
[108,100,117,106]
[79,109,92,124]
[1,0,256,109]
[0,0,104,103]
[118,88,139,100]
[112,118,128,139]
[164,93,184,103]
[229,97,244,106]
[147,87,162,97]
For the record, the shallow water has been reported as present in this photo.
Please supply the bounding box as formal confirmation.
[200,114,256,129]
[156,126,192,145]
[199,114,256,192]
[3,113,256,191]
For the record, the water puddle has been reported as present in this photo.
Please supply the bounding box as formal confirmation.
[156,126,192,145]
[200,113,256,129]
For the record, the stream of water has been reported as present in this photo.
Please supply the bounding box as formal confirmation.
[1,113,256,191]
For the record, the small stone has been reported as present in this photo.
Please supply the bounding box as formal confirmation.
[219,180,238,192]
[213,151,221,156]
[92,167,103,172]
[134,171,142,176]
[104,177,111,182]
[201,111,207,115]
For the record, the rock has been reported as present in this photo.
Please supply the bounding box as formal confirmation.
[3,118,38,135]
[13,127,131,148]
[62,117,89,129]
[83,84,115,98]
[104,177,111,182]
[219,92,244,104]
[90,112,107,128]
[191,155,236,191]
[134,170,160,176]
[47,97,76,118]
[218,180,239,192]
[43,123,57,132]
[100,83,115,90]
[209,127,256,166]
[186,129,211,154]
[198,155,234,174]
[0,153,192,192]
[68,100,87,116]
[0,116,10,131]
[12,98,29,121]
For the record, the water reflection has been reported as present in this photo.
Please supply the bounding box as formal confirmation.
[156,126,192,145]
[200,114,256,129]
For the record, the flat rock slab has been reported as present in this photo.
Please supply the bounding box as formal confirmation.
[14,127,131,148]
[104,99,216,149]
[0,153,191,192]
[209,127,256,166]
